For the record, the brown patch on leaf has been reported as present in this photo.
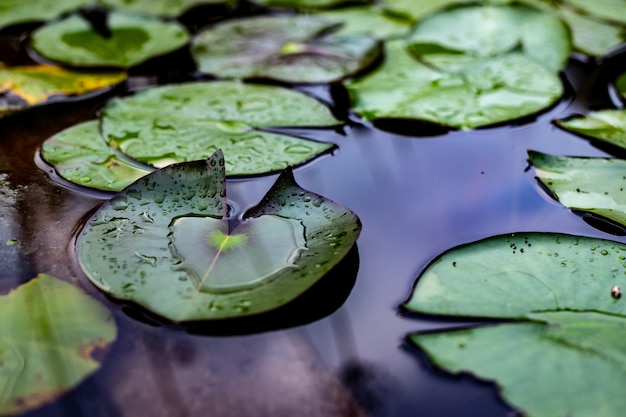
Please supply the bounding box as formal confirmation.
[10,387,65,414]
[78,337,113,363]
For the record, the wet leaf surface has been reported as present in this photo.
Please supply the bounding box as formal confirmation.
[0,274,116,416]
[555,110,626,150]
[0,0,92,30]
[0,64,125,117]
[98,0,229,17]
[346,40,563,129]
[30,12,190,68]
[405,232,626,417]
[77,150,361,323]
[528,150,626,227]
[40,120,152,192]
[191,15,382,83]
[100,81,337,174]
[563,0,626,26]
[315,6,412,39]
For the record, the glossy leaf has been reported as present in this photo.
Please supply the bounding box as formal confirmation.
[405,232,626,417]
[100,81,337,174]
[0,274,116,416]
[30,12,190,68]
[0,0,92,30]
[191,15,381,83]
[76,150,361,322]
[0,64,125,116]
[555,110,626,150]
[315,6,412,39]
[249,0,371,10]
[559,6,626,57]
[40,120,152,192]
[528,150,626,227]
[346,40,563,129]
[98,0,229,17]
[407,4,570,72]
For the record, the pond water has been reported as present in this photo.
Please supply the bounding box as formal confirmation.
[1,10,626,417]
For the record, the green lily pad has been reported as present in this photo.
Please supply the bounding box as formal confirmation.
[100,81,337,174]
[0,64,125,117]
[558,6,626,57]
[0,0,92,30]
[30,12,190,69]
[40,120,152,192]
[315,6,412,39]
[249,0,371,11]
[346,40,563,129]
[528,150,626,227]
[98,0,229,17]
[555,110,626,150]
[76,150,361,322]
[563,0,626,26]
[618,73,626,102]
[407,4,571,72]
[0,274,116,416]
[405,232,626,417]
[191,15,381,83]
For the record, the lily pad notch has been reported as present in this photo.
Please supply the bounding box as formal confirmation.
[76,150,361,323]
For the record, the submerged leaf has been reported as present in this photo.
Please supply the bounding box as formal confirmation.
[0,64,125,116]
[100,81,337,174]
[76,150,361,322]
[0,274,116,416]
[405,232,626,417]
[0,0,91,29]
[98,0,229,17]
[346,40,563,129]
[40,120,152,192]
[528,150,626,227]
[191,15,382,83]
[30,12,190,68]
[555,110,626,150]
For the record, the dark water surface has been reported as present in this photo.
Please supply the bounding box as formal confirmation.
[1,18,626,417]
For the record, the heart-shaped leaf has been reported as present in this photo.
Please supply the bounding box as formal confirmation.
[191,15,382,83]
[555,110,626,150]
[100,81,338,174]
[528,150,626,227]
[98,0,230,17]
[76,150,361,322]
[346,40,563,129]
[30,12,190,68]
[0,64,125,117]
[315,6,412,39]
[0,274,116,416]
[40,120,152,191]
[0,0,91,30]
[405,232,626,417]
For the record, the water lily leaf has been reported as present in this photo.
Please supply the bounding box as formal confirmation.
[618,73,626,102]
[405,232,626,417]
[40,120,152,192]
[555,110,626,150]
[558,6,626,57]
[0,274,116,416]
[249,0,371,11]
[0,64,125,117]
[407,4,570,72]
[191,15,381,83]
[100,81,337,174]
[98,0,229,17]
[314,6,412,39]
[0,0,92,30]
[563,0,626,26]
[528,150,626,227]
[346,40,563,129]
[76,150,361,322]
[30,12,190,68]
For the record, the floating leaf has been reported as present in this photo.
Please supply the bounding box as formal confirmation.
[0,0,92,30]
[407,4,571,72]
[315,6,412,39]
[405,232,626,417]
[528,150,626,227]
[98,0,229,17]
[346,40,563,129]
[249,0,371,11]
[40,120,152,192]
[558,6,626,57]
[30,12,190,68]
[0,64,125,117]
[76,150,361,322]
[191,15,381,83]
[563,0,626,26]
[100,81,337,174]
[0,274,116,416]
[555,110,626,150]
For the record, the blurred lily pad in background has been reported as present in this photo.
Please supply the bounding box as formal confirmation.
[0,0,91,30]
